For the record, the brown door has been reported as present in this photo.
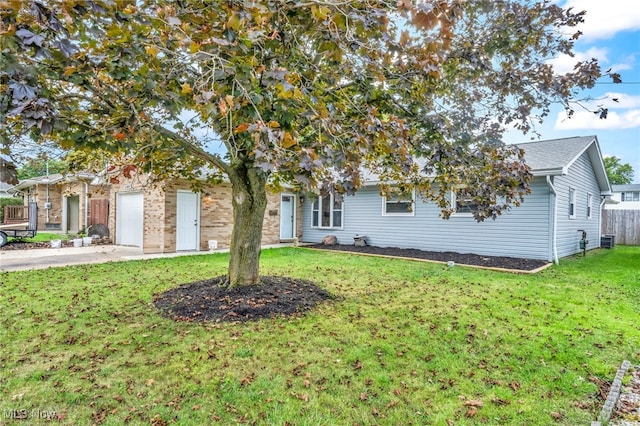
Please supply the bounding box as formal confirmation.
[90,199,109,226]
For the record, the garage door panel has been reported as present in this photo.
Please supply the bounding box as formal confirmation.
[116,192,143,247]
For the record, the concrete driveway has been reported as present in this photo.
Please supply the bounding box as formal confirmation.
[0,243,292,272]
[0,245,147,272]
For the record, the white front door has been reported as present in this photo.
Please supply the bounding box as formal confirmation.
[279,194,295,240]
[176,191,199,251]
[116,192,144,247]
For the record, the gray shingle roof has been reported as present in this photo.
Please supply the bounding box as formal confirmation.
[516,136,596,173]
[611,184,640,192]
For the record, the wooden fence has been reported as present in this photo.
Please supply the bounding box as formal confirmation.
[3,205,29,224]
[601,210,639,246]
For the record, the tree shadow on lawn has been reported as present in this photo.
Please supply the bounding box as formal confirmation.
[154,276,336,323]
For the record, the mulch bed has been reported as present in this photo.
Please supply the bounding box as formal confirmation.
[154,276,335,323]
[307,244,549,272]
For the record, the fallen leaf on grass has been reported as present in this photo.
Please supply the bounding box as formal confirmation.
[290,392,308,402]
[464,399,483,407]
[491,397,511,406]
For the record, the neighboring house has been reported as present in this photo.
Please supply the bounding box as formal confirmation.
[0,156,18,199]
[107,174,302,253]
[605,184,640,210]
[301,136,612,263]
[9,173,110,234]
[0,181,13,199]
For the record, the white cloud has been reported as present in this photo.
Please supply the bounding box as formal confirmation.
[574,92,640,110]
[561,0,640,41]
[554,108,640,130]
[548,47,609,74]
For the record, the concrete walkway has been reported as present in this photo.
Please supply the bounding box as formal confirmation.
[0,243,293,272]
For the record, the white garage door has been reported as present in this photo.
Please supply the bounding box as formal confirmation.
[116,192,144,247]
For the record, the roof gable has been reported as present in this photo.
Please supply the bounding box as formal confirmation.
[518,136,611,193]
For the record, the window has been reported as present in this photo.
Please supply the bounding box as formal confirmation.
[621,191,640,202]
[451,190,479,216]
[383,188,415,216]
[587,193,592,219]
[569,188,576,219]
[311,192,343,228]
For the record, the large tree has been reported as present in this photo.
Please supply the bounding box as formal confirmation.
[604,156,635,185]
[1,1,618,287]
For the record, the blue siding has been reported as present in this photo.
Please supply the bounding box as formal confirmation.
[553,152,603,258]
[302,178,553,260]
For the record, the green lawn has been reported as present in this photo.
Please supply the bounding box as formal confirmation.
[1,246,638,425]
[7,232,70,244]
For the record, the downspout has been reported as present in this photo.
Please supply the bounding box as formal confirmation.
[85,182,89,233]
[546,176,559,265]
[598,196,607,246]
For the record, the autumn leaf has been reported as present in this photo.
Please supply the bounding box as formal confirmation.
[113,131,126,141]
[218,98,228,115]
[234,123,250,133]
[225,94,234,109]
[63,66,76,77]
[122,164,136,179]
[282,132,296,149]
[181,83,192,95]
[464,399,483,407]
[145,45,158,57]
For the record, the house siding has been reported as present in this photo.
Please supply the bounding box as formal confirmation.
[302,177,552,260]
[552,152,603,258]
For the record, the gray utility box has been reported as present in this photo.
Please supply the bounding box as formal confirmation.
[601,235,615,249]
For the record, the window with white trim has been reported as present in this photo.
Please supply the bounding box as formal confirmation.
[587,193,593,219]
[451,190,479,216]
[382,188,415,216]
[621,191,640,202]
[569,187,576,219]
[311,192,343,228]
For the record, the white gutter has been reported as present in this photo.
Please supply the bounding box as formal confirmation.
[546,175,559,265]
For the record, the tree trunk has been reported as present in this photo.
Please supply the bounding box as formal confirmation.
[227,163,268,288]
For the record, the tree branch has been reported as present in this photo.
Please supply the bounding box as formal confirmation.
[151,123,230,175]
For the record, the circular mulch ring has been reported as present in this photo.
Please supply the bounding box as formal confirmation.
[154,276,335,323]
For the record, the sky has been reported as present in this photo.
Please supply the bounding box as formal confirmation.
[502,0,640,183]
